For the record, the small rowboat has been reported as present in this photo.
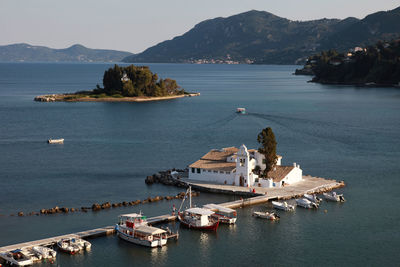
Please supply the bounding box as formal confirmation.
[252,211,280,220]
[272,201,295,211]
[323,192,345,202]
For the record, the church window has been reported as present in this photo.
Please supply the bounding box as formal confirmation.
[191,168,195,173]
[197,168,201,173]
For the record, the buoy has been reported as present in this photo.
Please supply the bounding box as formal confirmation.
[324,209,328,213]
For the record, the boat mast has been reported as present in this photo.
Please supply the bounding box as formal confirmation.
[189,186,192,208]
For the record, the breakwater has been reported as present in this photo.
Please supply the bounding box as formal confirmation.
[10,191,199,217]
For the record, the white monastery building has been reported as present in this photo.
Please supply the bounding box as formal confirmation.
[188,145,302,188]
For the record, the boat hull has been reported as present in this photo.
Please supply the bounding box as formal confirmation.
[178,214,219,231]
[117,231,167,247]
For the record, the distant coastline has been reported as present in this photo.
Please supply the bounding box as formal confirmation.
[34,93,200,102]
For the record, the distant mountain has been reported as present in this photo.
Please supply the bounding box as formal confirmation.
[0,43,133,62]
[123,7,400,64]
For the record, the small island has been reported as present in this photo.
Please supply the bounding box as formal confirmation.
[34,64,199,102]
[295,38,400,87]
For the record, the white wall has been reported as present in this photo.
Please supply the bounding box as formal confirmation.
[189,168,235,184]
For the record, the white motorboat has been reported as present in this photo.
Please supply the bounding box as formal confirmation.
[71,238,91,250]
[32,246,57,259]
[203,203,237,224]
[323,192,345,202]
[252,211,280,220]
[303,193,322,203]
[296,198,319,209]
[0,249,33,266]
[21,248,42,262]
[48,138,64,144]
[57,238,81,254]
[272,201,295,211]
[116,213,171,247]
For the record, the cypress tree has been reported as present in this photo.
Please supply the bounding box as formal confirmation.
[257,127,278,177]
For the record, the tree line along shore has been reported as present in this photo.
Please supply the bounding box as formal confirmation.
[295,38,400,87]
[34,64,199,102]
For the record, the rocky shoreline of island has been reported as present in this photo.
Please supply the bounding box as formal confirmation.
[34,92,200,102]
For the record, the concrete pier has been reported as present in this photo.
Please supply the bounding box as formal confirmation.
[182,175,345,198]
[0,214,177,253]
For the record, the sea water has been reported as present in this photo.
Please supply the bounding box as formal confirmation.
[0,63,399,266]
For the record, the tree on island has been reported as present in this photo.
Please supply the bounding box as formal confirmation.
[101,64,185,97]
[257,127,278,177]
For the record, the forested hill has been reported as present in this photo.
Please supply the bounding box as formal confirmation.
[123,7,400,65]
[0,43,133,62]
[307,39,400,86]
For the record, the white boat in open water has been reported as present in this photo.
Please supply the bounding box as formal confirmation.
[115,213,170,247]
[303,193,322,203]
[296,198,319,209]
[0,249,33,266]
[323,192,345,202]
[48,138,64,144]
[272,201,295,211]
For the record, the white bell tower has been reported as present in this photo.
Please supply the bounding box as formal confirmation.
[235,144,250,187]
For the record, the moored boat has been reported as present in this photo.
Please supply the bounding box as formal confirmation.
[323,192,345,202]
[272,201,295,211]
[48,138,64,144]
[304,193,322,203]
[178,186,219,231]
[0,249,33,266]
[116,224,168,247]
[252,211,280,220]
[32,246,57,259]
[203,203,237,224]
[296,198,319,209]
[115,213,171,247]
[56,238,81,254]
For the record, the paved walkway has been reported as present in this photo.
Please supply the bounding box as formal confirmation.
[181,175,344,198]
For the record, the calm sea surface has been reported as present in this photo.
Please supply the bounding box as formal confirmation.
[0,63,399,266]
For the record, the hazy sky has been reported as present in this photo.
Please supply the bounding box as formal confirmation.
[1,0,399,53]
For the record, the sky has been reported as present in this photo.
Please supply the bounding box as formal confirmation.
[0,0,399,53]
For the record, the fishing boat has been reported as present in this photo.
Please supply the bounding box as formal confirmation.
[0,249,33,266]
[303,193,322,203]
[203,203,237,224]
[252,211,280,220]
[236,108,246,114]
[296,198,319,209]
[32,246,57,259]
[48,138,64,144]
[178,186,219,231]
[323,192,345,202]
[115,213,171,247]
[272,201,295,211]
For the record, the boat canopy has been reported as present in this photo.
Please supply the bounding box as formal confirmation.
[119,213,146,219]
[203,204,235,213]
[185,207,215,216]
[135,225,166,235]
